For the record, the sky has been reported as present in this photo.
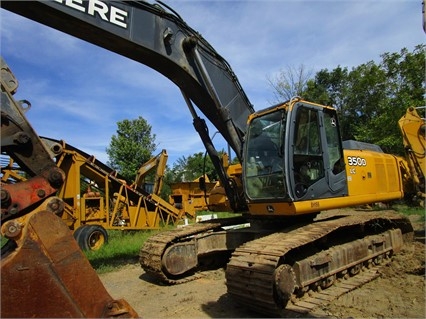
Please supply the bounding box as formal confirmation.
[1,0,424,166]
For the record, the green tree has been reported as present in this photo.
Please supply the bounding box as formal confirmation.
[301,45,425,155]
[106,116,157,182]
[171,151,225,182]
[161,168,174,198]
[303,66,354,139]
[353,46,425,154]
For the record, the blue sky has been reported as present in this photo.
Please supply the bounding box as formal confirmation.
[1,0,424,166]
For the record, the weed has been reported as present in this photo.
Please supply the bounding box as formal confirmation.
[393,204,425,218]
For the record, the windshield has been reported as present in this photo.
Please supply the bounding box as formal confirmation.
[244,110,288,200]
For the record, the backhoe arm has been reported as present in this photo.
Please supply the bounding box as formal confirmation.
[132,149,168,195]
[398,106,426,202]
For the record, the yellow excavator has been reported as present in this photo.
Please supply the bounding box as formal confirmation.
[1,1,424,317]
[131,149,168,194]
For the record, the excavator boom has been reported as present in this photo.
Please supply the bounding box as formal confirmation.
[2,0,254,211]
[2,0,254,159]
[132,149,168,195]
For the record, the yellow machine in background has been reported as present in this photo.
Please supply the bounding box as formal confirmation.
[208,154,243,212]
[2,139,220,250]
[169,175,217,218]
[398,106,426,205]
[2,139,185,250]
[131,149,168,195]
[131,148,220,219]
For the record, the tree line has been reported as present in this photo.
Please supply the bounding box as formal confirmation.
[270,45,425,155]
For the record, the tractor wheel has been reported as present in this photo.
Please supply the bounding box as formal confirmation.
[73,225,86,242]
[73,225,89,250]
[75,225,108,251]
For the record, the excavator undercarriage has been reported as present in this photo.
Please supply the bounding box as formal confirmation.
[226,211,413,316]
[140,209,413,316]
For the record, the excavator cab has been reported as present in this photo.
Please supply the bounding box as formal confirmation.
[243,99,347,211]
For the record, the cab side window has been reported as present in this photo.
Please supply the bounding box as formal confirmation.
[294,108,321,155]
[292,107,324,198]
[324,110,345,174]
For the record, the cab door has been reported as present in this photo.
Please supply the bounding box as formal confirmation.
[287,102,347,200]
[322,107,347,193]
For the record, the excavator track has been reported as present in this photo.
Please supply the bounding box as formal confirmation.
[284,263,386,315]
[226,212,413,317]
[140,216,248,284]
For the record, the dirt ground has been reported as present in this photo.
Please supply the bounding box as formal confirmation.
[100,214,425,318]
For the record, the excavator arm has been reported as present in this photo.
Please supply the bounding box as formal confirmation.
[1,57,64,221]
[131,149,168,195]
[2,0,254,211]
[398,106,426,203]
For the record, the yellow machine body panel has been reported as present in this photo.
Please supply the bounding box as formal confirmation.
[344,149,403,199]
[247,148,404,216]
[169,176,217,218]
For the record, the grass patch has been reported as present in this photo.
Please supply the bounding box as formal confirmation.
[1,236,8,248]
[84,229,162,273]
[393,204,425,218]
